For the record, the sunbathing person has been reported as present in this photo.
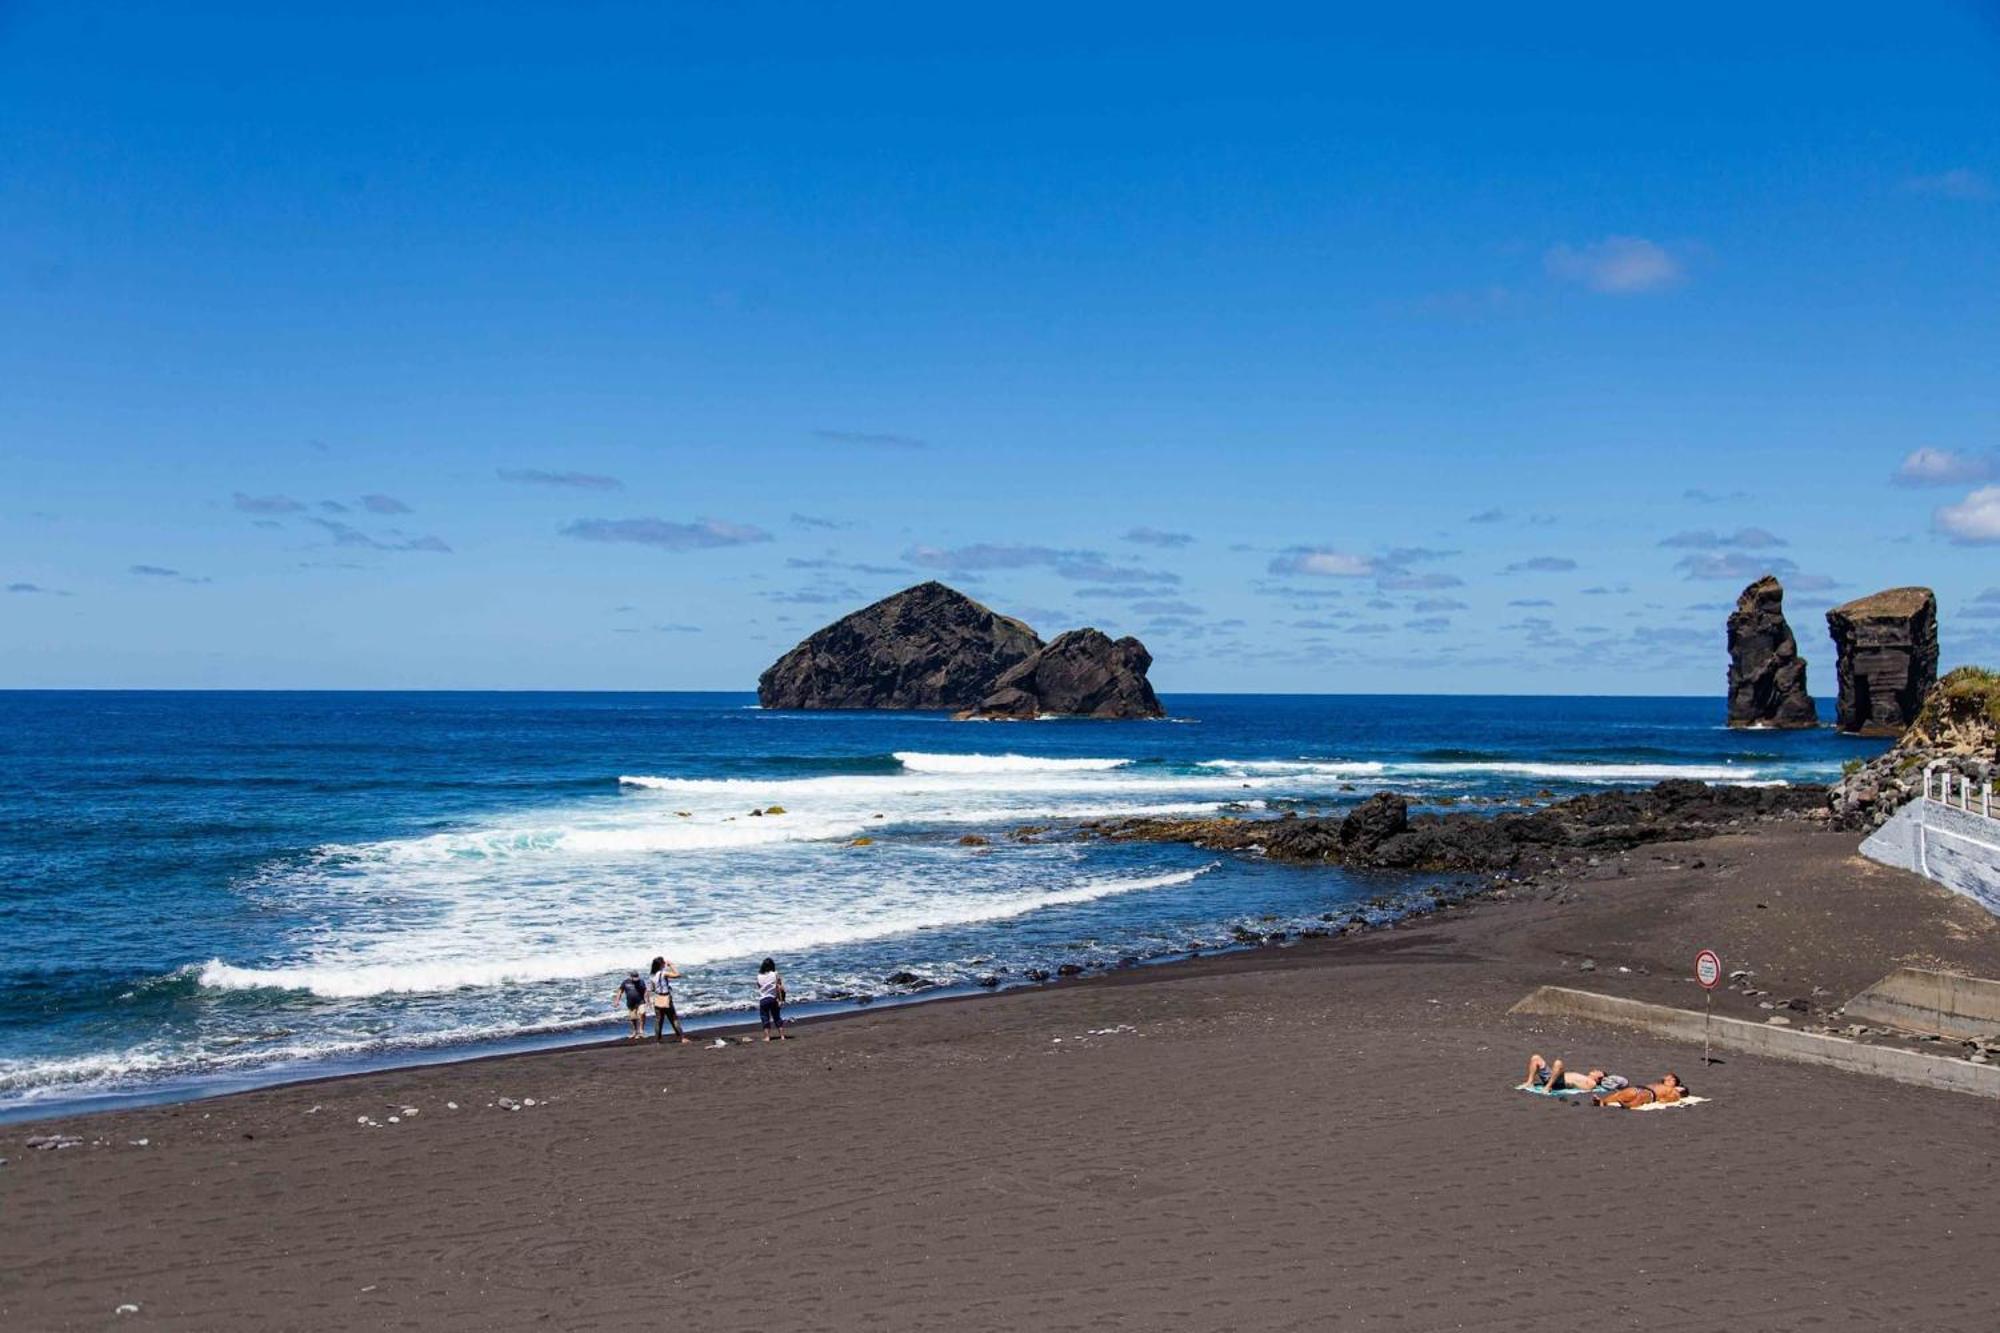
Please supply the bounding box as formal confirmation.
[1594,1073,1689,1108]
[1524,1053,1608,1092]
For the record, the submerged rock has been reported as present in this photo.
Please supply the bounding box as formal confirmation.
[757,581,1041,711]
[1826,587,1938,736]
[1726,575,1818,728]
[962,628,1164,720]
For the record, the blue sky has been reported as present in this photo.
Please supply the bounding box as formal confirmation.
[4,2,1998,692]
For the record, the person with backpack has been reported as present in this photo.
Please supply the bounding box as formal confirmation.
[756,957,788,1041]
[649,954,688,1044]
[615,970,649,1041]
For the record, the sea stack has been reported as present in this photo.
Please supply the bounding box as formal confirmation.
[962,628,1166,720]
[1825,586,1939,736]
[756,582,1041,710]
[1725,575,1817,728]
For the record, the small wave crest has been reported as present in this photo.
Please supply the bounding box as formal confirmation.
[891,752,1133,774]
[194,864,1218,998]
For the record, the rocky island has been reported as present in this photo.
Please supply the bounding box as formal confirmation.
[1725,575,1817,727]
[758,581,1164,718]
[960,628,1163,720]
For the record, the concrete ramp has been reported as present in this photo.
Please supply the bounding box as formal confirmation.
[1860,796,2000,915]
[1510,986,2000,1099]
[1844,968,2000,1041]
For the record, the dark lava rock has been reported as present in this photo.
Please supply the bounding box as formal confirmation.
[957,833,990,847]
[1096,779,1828,876]
[975,975,1000,988]
[1025,968,1051,983]
[1726,575,1818,728]
[963,628,1165,720]
[757,581,1041,710]
[1828,667,1999,830]
[883,970,931,988]
[1826,587,1938,736]
[1340,792,1410,854]
[1056,963,1085,977]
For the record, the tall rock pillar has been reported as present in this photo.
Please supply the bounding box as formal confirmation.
[1726,575,1818,728]
[1826,587,1939,736]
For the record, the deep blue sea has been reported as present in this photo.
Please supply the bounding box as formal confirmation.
[0,691,1887,1117]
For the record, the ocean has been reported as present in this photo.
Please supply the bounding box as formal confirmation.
[0,691,1886,1117]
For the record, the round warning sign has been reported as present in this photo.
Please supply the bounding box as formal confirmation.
[1694,948,1722,990]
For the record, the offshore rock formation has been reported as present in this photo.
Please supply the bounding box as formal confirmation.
[1826,587,1939,736]
[964,628,1165,720]
[756,582,1041,710]
[1726,576,1818,728]
[1828,667,2000,831]
[1089,780,1827,873]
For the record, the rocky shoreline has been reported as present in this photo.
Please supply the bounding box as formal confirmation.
[1079,778,1829,874]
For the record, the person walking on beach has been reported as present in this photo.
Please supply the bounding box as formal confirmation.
[649,954,689,1044]
[616,970,648,1041]
[756,957,788,1041]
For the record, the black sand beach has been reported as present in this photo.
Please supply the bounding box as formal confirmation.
[6,824,1999,1331]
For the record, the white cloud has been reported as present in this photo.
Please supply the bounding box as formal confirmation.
[1267,548,1378,578]
[1544,236,1683,295]
[1902,168,1994,201]
[1893,447,1996,487]
[1934,486,2000,545]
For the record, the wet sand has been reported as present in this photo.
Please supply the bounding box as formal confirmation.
[5,826,1999,1331]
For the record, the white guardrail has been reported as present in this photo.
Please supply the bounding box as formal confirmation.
[1924,760,1996,822]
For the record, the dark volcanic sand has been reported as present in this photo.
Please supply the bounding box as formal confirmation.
[5,826,1999,1332]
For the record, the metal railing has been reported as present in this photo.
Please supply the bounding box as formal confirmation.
[1923,760,1996,822]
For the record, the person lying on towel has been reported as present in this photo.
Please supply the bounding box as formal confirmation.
[1594,1073,1690,1108]
[1524,1053,1622,1093]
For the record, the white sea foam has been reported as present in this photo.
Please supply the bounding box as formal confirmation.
[892,752,1132,773]
[1196,757,1772,784]
[196,864,1215,998]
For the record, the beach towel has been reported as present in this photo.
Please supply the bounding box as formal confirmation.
[1628,1095,1708,1111]
[1514,1081,1592,1097]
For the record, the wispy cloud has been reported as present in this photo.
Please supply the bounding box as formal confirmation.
[1658,527,1787,549]
[233,492,305,514]
[1267,548,1379,578]
[562,517,773,551]
[790,513,852,531]
[7,581,69,595]
[816,429,927,450]
[1683,487,1750,504]
[1901,168,1994,201]
[786,557,907,575]
[1893,447,1996,488]
[1674,551,1799,581]
[654,623,702,633]
[1503,556,1577,573]
[1508,597,1555,608]
[1544,236,1683,295]
[309,518,453,553]
[498,468,625,491]
[1123,527,1195,548]
[1129,599,1203,617]
[1934,486,2000,545]
[318,500,349,514]
[1412,597,1468,613]
[904,543,1176,585]
[1467,508,1507,524]
[129,565,211,583]
[361,494,412,515]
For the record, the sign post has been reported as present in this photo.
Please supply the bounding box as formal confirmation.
[1694,948,1722,1065]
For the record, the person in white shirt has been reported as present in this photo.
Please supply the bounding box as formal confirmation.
[756,957,788,1041]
